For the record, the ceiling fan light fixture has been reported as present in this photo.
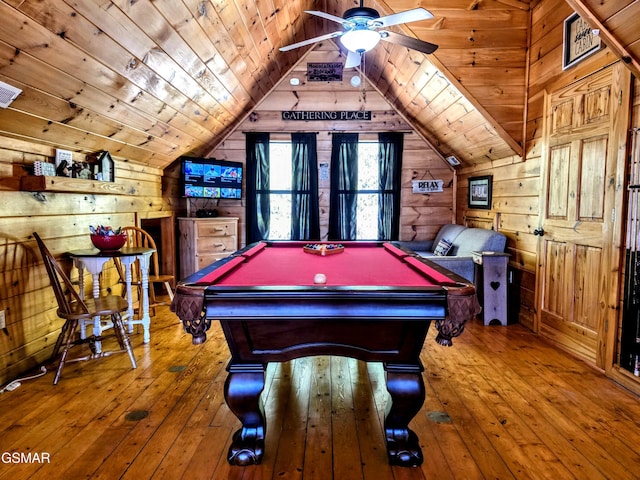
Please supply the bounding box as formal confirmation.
[340,28,380,53]
[279,7,438,57]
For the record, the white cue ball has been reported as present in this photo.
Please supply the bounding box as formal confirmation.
[313,273,327,284]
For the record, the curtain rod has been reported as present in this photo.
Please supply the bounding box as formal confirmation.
[326,131,413,134]
[241,131,414,134]
[242,131,321,135]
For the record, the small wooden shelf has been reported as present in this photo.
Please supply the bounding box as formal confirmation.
[20,175,126,194]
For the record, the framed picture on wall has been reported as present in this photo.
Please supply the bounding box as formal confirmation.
[468,175,493,209]
[562,12,603,70]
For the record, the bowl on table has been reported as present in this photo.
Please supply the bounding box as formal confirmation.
[90,233,127,251]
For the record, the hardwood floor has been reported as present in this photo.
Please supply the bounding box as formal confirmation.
[1,304,640,479]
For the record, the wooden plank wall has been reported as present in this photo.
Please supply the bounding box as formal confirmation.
[206,43,455,247]
[455,0,622,330]
[0,136,180,386]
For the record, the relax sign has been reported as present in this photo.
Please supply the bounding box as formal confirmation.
[412,180,443,193]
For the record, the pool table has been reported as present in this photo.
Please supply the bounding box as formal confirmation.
[172,241,480,467]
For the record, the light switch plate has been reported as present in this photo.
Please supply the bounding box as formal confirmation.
[0,310,5,329]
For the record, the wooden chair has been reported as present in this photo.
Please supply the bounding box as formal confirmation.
[33,232,137,384]
[116,226,175,316]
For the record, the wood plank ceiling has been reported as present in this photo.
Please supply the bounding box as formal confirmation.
[0,0,638,170]
[566,0,640,78]
[345,0,530,162]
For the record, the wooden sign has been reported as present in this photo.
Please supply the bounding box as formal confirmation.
[307,62,343,82]
[563,13,602,70]
[412,180,443,193]
[282,111,372,121]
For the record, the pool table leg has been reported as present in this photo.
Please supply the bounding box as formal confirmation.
[224,363,266,466]
[384,363,425,467]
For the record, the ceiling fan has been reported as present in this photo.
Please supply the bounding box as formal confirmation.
[279,1,438,68]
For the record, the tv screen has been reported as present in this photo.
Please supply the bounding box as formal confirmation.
[182,157,243,199]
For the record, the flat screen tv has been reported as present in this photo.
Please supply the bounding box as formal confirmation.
[181,157,243,199]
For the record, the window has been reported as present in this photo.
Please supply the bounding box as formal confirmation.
[245,133,319,243]
[329,133,403,241]
[355,141,380,240]
[268,141,293,240]
[268,140,381,240]
[247,132,401,244]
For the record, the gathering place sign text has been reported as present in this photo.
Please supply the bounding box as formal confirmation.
[282,111,372,121]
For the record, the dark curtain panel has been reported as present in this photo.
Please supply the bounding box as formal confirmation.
[291,133,320,240]
[328,133,359,240]
[378,132,404,240]
[246,132,270,243]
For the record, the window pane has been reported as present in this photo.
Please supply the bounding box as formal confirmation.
[356,142,379,239]
[269,194,291,240]
[356,193,379,240]
[268,142,293,240]
[358,142,379,190]
[270,143,292,190]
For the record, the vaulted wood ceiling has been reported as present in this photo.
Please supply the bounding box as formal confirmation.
[0,0,638,170]
[343,0,529,163]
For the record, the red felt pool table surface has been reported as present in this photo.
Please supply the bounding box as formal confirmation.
[195,241,456,287]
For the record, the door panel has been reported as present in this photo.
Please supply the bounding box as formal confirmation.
[578,136,607,221]
[547,145,571,219]
[573,244,602,331]
[541,240,568,319]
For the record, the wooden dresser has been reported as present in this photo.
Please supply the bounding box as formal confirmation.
[178,217,239,279]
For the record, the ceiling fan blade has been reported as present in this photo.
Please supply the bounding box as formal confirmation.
[344,50,362,68]
[380,31,438,54]
[279,31,344,52]
[374,8,433,28]
[305,10,350,25]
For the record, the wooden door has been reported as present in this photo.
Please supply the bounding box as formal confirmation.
[537,63,631,368]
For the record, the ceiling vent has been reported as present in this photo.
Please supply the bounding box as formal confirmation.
[0,81,22,108]
[445,155,461,167]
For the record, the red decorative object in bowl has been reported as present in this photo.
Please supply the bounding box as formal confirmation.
[90,233,127,251]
